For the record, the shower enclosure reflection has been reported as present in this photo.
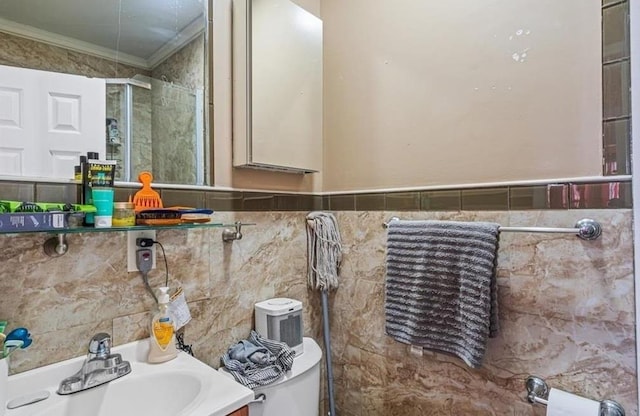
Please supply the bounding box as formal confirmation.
[106,78,204,184]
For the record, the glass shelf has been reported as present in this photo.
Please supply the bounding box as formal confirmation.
[0,222,232,236]
[2,221,253,257]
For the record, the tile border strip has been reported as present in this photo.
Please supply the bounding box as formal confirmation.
[0,179,630,212]
[602,0,632,175]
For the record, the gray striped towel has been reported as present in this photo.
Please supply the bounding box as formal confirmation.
[385,220,500,368]
[221,330,295,389]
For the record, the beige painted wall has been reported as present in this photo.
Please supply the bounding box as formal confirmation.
[321,0,603,192]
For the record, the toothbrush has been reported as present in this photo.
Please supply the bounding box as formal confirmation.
[3,340,24,359]
[0,320,7,353]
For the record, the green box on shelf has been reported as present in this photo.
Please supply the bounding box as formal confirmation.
[0,201,97,232]
[0,212,68,232]
[0,201,97,214]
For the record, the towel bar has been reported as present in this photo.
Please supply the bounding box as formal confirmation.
[525,376,625,416]
[382,217,602,240]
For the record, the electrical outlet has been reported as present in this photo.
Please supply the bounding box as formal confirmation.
[127,230,156,272]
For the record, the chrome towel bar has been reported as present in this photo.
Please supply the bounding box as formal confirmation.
[383,217,602,240]
[525,376,624,416]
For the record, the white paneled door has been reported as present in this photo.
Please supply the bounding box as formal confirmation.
[0,64,105,179]
[0,66,36,176]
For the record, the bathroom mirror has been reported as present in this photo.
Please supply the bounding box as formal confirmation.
[0,0,209,185]
[232,0,322,173]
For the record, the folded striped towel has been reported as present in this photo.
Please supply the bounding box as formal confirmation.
[385,220,500,368]
[221,330,295,389]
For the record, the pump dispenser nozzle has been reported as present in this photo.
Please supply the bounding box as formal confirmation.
[157,287,170,304]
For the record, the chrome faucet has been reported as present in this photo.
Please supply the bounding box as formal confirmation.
[57,333,131,395]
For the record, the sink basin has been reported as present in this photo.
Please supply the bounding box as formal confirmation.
[5,340,253,416]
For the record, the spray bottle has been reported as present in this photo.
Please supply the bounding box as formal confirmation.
[148,287,178,363]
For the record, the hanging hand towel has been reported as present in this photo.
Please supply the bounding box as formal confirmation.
[384,220,500,368]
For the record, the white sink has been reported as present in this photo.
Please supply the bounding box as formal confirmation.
[5,340,254,416]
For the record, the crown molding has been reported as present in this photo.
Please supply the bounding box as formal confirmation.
[0,16,149,69]
[0,16,205,71]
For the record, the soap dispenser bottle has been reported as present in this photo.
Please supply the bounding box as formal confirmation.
[148,287,178,363]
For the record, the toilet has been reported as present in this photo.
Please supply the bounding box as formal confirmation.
[221,337,323,416]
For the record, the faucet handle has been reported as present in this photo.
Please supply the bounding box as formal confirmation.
[88,333,111,359]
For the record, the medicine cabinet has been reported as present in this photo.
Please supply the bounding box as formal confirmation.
[232,0,322,173]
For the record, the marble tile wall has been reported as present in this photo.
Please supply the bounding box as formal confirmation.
[331,210,636,415]
[0,209,634,415]
[0,212,323,375]
[152,35,205,90]
[151,79,199,184]
[131,87,154,178]
[150,35,206,184]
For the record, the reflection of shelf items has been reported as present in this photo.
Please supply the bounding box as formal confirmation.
[105,117,123,178]
[106,118,121,146]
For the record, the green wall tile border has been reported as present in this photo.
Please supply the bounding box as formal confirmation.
[0,179,630,212]
[602,0,632,176]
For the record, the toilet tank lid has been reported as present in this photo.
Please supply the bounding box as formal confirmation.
[291,337,322,377]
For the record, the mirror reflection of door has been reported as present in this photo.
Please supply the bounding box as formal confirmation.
[0,65,105,178]
[0,0,208,185]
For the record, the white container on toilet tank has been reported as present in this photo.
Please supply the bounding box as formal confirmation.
[255,298,304,355]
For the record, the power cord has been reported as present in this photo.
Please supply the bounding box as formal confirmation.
[135,238,169,302]
[176,331,194,356]
[136,248,157,304]
[154,240,169,287]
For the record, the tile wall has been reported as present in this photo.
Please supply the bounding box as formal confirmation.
[0,212,323,375]
[331,210,635,415]
[0,207,634,415]
[150,35,206,185]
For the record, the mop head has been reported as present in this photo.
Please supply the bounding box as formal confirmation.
[306,211,342,291]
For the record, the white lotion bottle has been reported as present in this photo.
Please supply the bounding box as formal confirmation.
[148,287,178,363]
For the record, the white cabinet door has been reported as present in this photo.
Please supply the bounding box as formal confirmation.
[232,0,322,173]
[0,64,105,179]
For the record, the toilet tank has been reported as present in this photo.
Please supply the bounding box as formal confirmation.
[251,337,322,416]
[220,337,322,416]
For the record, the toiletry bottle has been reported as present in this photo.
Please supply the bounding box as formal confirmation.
[148,287,178,363]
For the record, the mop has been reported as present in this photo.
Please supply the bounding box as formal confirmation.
[306,212,341,416]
